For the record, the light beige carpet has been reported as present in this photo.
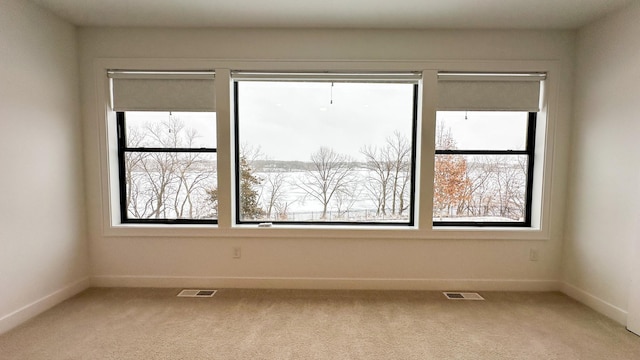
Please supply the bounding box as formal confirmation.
[1,288,639,359]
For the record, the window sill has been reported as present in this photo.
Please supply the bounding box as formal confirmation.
[105,223,218,238]
[104,222,547,240]
[429,225,544,240]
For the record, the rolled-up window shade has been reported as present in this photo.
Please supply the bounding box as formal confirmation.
[438,73,545,112]
[232,71,421,83]
[109,71,216,112]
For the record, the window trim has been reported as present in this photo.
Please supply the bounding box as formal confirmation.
[232,76,420,226]
[433,112,537,227]
[116,111,218,224]
[93,58,559,240]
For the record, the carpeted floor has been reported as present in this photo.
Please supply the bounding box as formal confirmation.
[1,288,639,359]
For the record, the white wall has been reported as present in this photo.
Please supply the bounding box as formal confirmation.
[0,0,89,334]
[79,28,575,290]
[563,1,640,325]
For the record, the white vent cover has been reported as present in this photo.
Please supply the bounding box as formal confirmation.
[443,292,485,300]
[177,289,217,297]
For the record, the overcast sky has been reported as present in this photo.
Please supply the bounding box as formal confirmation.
[437,111,527,151]
[126,82,528,160]
[238,81,527,161]
[237,81,414,161]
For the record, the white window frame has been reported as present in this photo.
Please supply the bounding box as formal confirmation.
[93,58,559,240]
[433,71,545,227]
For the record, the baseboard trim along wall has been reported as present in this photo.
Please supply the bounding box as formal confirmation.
[91,275,561,292]
[0,277,90,335]
[562,282,628,325]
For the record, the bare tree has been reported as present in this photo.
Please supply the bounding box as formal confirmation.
[262,171,288,220]
[361,131,412,219]
[274,200,292,220]
[458,158,492,217]
[489,156,527,220]
[297,147,356,219]
[387,131,412,216]
[333,181,362,219]
[455,155,527,221]
[124,127,147,218]
[361,144,393,216]
[125,114,216,219]
[173,152,214,218]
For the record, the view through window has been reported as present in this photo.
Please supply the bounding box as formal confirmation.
[109,70,544,229]
[117,111,218,223]
[433,111,536,226]
[234,78,418,225]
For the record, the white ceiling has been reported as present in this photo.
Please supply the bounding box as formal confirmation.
[30,0,634,30]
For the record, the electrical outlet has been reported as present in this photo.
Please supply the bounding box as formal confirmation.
[529,248,539,262]
[233,247,242,259]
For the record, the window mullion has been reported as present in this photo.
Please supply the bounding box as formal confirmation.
[214,69,233,229]
[418,70,438,230]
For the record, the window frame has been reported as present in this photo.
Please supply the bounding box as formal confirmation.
[94,60,558,240]
[232,76,420,227]
[116,111,218,225]
[433,111,537,227]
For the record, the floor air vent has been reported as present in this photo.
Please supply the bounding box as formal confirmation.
[443,292,485,300]
[177,289,217,297]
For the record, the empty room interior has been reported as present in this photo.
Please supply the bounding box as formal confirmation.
[1,0,640,358]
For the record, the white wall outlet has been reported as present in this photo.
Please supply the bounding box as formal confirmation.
[233,247,242,259]
[529,248,539,262]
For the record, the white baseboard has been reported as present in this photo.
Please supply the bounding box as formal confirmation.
[561,282,628,325]
[92,275,561,292]
[0,277,90,335]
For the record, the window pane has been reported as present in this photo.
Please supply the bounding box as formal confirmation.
[125,111,216,148]
[436,111,527,150]
[236,81,416,224]
[433,154,528,223]
[124,152,217,220]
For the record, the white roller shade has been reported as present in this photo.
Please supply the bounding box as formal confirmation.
[232,71,421,83]
[438,73,545,112]
[109,71,216,112]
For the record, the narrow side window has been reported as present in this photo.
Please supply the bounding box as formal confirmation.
[433,72,544,227]
[110,71,218,224]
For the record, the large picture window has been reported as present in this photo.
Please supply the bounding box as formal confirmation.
[233,73,419,225]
